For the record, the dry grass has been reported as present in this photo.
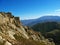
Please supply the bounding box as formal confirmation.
[14,34,47,45]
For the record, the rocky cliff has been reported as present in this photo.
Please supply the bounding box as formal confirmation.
[0,12,55,45]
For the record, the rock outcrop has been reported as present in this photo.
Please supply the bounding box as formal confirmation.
[0,12,55,45]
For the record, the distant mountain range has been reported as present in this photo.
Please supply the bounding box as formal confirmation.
[21,16,60,26]
[21,16,60,45]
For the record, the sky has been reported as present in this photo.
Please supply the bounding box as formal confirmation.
[0,0,60,20]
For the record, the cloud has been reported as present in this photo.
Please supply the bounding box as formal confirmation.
[55,9,60,12]
[21,9,60,20]
[42,9,60,16]
[54,9,60,15]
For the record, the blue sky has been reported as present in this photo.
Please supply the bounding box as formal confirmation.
[0,0,60,20]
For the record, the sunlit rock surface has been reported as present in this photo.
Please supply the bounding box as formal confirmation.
[0,12,55,45]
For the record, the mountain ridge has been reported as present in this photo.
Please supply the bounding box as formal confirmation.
[21,16,60,26]
[0,12,55,45]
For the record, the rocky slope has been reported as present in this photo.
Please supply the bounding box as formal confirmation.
[0,12,55,45]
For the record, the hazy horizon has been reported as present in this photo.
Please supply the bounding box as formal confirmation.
[0,0,60,20]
